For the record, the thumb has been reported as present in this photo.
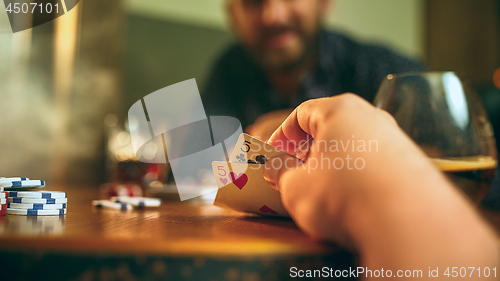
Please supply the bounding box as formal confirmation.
[263,154,303,192]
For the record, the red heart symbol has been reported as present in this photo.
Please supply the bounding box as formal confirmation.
[220,178,228,185]
[229,172,248,190]
[259,205,278,215]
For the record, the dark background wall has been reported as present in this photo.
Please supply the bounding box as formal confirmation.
[424,0,500,152]
[124,15,233,112]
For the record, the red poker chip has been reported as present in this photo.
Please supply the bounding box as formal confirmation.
[0,208,6,216]
[100,183,143,197]
[0,191,7,198]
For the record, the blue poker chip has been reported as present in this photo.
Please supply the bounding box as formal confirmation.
[8,197,68,204]
[7,202,66,210]
[7,208,66,216]
[0,180,45,189]
[8,191,65,199]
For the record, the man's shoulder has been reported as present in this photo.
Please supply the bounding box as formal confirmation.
[321,30,423,73]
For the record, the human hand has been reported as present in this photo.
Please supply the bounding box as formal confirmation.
[263,94,432,245]
[263,94,498,272]
[245,108,293,141]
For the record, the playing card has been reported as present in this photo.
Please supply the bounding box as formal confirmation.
[230,133,292,164]
[212,161,289,217]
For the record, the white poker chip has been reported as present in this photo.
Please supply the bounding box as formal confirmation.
[0,177,29,182]
[7,208,66,216]
[0,180,44,188]
[7,202,67,210]
[92,200,132,211]
[8,197,68,204]
[7,191,66,199]
[110,196,161,207]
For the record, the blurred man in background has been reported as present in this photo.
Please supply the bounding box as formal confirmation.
[202,0,422,140]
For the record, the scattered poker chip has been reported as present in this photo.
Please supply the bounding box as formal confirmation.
[110,196,161,207]
[8,197,68,204]
[7,208,66,216]
[92,200,132,211]
[7,203,66,210]
[0,180,45,189]
[7,191,66,199]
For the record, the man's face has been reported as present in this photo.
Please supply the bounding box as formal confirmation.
[228,0,330,72]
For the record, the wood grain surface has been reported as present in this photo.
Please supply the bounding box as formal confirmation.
[0,185,343,257]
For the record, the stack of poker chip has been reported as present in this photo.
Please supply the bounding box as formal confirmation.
[0,177,67,216]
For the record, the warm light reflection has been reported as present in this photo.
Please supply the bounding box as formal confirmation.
[1,215,65,236]
[91,210,160,239]
[443,73,469,130]
[51,3,81,182]
[108,129,138,162]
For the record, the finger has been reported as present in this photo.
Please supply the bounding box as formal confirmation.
[263,155,303,192]
[268,99,324,154]
[267,110,304,154]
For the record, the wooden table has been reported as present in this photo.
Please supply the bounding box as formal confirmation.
[0,185,499,281]
[0,185,354,281]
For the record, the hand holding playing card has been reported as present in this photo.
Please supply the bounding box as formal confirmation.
[263,94,499,279]
[263,95,417,244]
[212,133,295,217]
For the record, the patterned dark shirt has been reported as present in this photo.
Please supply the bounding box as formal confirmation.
[202,29,423,128]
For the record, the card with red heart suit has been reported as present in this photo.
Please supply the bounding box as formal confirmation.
[212,161,289,217]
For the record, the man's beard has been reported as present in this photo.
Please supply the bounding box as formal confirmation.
[248,25,319,73]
